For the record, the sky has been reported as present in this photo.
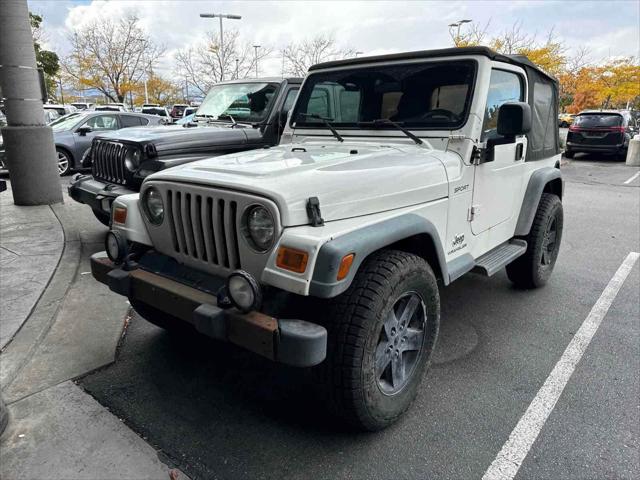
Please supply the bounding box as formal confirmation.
[27,0,640,78]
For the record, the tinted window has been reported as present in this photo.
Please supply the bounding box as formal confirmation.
[84,115,118,130]
[121,115,145,127]
[292,61,476,129]
[574,114,623,128]
[282,88,299,113]
[142,108,168,117]
[482,69,524,140]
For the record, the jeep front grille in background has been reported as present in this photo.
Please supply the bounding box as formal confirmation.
[166,188,241,270]
[92,141,128,185]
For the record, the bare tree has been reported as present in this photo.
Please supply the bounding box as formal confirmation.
[281,34,356,77]
[175,29,272,96]
[62,15,164,102]
[449,20,491,47]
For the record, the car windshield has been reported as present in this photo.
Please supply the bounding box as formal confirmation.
[142,108,167,117]
[196,82,278,123]
[574,114,623,128]
[292,60,476,130]
[50,112,86,131]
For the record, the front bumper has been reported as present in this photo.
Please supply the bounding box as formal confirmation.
[91,252,327,367]
[68,175,136,213]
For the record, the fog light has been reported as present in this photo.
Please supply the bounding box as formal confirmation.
[226,270,262,313]
[105,230,128,264]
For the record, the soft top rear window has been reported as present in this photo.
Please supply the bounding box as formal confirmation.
[574,114,623,128]
[292,60,476,130]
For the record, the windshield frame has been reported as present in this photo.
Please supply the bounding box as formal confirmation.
[195,81,281,125]
[290,59,478,132]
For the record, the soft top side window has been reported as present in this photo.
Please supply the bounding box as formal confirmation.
[482,69,524,141]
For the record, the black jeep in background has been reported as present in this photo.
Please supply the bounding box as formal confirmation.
[565,110,638,159]
[69,77,301,225]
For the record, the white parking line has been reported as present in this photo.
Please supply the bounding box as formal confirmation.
[623,171,640,184]
[482,251,640,480]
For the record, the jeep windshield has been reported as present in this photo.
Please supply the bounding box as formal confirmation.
[195,82,279,124]
[573,113,623,128]
[292,60,475,131]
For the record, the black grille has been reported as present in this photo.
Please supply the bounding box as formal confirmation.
[166,188,241,270]
[91,140,128,184]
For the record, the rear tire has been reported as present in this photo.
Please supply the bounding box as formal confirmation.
[319,250,440,431]
[92,209,111,227]
[507,193,563,289]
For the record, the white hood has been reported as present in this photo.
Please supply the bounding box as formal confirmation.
[148,141,452,226]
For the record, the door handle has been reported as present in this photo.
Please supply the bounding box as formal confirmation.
[515,143,524,161]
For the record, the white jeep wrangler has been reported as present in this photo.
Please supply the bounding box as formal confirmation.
[92,46,563,431]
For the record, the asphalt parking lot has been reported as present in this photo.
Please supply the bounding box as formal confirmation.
[77,155,639,480]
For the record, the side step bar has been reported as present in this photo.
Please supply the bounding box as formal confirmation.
[472,239,527,276]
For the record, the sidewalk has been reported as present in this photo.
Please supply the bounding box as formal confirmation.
[0,182,188,480]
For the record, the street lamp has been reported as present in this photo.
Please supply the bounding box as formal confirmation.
[355,51,364,57]
[200,13,242,80]
[253,45,260,78]
[448,19,472,43]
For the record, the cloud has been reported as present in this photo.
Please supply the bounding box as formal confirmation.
[28,0,639,77]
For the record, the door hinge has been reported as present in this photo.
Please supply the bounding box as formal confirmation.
[468,205,479,222]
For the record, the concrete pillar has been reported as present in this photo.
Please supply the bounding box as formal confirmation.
[0,0,62,205]
[626,135,640,167]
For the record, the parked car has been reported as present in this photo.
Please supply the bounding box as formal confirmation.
[183,106,198,118]
[91,47,563,430]
[141,106,172,120]
[170,103,189,119]
[71,102,94,110]
[69,77,301,225]
[43,109,60,124]
[565,110,638,159]
[142,104,160,108]
[95,104,127,112]
[44,103,77,116]
[558,112,575,127]
[17,112,164,179]
[176,113,195,125]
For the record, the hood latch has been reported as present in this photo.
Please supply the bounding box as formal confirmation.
[306,197,324,227]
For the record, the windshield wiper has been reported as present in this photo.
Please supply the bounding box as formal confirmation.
[357,118,423,145]
[217,114,238,127]
[298,113,344,142]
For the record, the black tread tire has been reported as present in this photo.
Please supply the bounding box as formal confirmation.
[507,193,563,289]
[129,298,194,334]
[319,249,440,431]
[563,150,574,159]
[92,208,111,227]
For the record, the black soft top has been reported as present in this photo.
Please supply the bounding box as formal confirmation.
[309,46,557,83]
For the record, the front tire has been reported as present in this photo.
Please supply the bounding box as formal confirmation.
[507,193,563,289]
[56,148,71,176]
[321,250,440,431]
[92,208,111,227]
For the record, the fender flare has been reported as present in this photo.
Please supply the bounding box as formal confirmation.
[514,167,563,236]
[309,214,447,298]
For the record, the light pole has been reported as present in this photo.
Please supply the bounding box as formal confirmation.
[448,19,472,44]
[200,13,242,81]
[235,58,239,79]
[253,45,260,78]
[355,51,364,57]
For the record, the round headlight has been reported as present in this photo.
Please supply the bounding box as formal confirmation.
[246,206,275,251]
[124,148,141,170]
[226,270,262,313]
[142,186,164,225]
[105,230,128,264]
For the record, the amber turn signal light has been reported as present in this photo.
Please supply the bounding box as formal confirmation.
[276,246,309,274]
[337,253,355,280]
[113,207,127,225]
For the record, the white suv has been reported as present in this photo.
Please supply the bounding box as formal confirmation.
[92,46,563,431]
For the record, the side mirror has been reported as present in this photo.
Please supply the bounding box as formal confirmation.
[497,102,532,138]
[76,125,92,136]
